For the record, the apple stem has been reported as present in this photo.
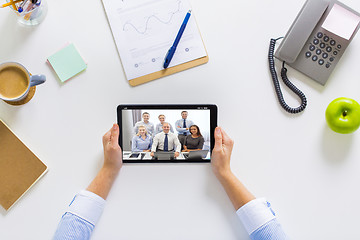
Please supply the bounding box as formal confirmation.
[343,110,347,117]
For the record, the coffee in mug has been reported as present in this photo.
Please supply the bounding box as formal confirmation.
[0,62,46,102]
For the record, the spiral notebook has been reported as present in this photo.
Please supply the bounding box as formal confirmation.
[0,120,48,211]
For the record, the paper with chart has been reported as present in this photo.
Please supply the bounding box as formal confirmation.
[102,0,207,80]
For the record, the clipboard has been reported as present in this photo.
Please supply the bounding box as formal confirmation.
[101,0,208,87]
[129,55,209,86]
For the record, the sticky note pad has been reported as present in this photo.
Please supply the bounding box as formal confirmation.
[47,43,87,82]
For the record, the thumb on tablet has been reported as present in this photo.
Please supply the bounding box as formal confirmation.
[110,124,119,146]
[214,127,223,150]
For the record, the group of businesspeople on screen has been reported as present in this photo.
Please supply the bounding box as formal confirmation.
[131,111,205,157]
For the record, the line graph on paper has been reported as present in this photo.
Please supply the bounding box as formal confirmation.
[122,0,182,35]
[102,0,206,80]
[118,0,188,40]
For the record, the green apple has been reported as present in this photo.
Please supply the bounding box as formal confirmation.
[325,97,360,134]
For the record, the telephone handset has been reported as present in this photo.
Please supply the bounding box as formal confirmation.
[269,0,360,114]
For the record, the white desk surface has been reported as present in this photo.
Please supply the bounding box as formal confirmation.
[1,0,360,239]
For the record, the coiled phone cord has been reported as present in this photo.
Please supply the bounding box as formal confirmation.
[268,38,307,114]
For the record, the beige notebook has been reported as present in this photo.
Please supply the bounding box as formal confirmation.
[0,120,47,211]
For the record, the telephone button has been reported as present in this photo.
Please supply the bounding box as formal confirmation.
[333,51,338,55]
[317,32,323,38]
[318,59,324,65]
[330,40,336,46]
[326,63,331,68]
[313,39,319,45]
[337,44,342,49]
[305,52,312,58]
[309,45,315,51]
[326,46,332,52]
[330,57,335,62]
[322,53,328,59]
[323,36,330,42]
[316,49,321,55]
[312,56,318,61]
[320,43,325,48]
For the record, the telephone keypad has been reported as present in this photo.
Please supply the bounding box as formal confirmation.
[317,32,323,38]
[306,32,343,68]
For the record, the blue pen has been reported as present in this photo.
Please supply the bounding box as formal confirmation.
[163,10,191,69]
[18,0,29,13]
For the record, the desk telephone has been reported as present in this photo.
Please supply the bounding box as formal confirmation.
[269,0,360,113]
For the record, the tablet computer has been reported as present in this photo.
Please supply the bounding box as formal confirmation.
[117,104,217,163]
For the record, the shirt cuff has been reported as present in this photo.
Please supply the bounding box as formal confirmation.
[67,190,106,226]
[236,198,276,235]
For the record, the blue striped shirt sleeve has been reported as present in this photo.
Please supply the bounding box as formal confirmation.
[236,198,289,240]
[53,212,94,240]
[250,218,288,240]
[53,190,106,240]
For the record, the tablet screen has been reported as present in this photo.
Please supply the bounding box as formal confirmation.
[117,105,217,163]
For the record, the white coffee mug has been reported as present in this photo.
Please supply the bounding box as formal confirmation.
[0,62,46,102]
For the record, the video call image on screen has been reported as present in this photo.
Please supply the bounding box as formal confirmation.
[121,109,211,161]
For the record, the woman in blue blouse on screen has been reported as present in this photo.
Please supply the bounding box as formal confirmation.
[131,125,152,152]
